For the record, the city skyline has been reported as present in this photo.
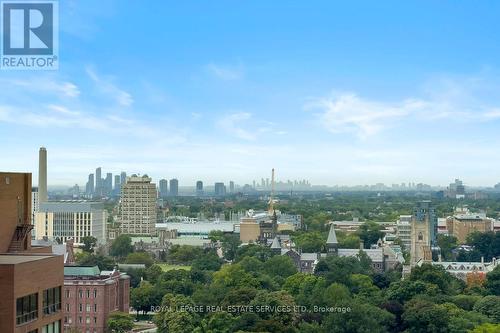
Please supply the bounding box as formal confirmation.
[2,2,500,185]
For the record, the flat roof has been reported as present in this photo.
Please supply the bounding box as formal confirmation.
[0,254,56,265]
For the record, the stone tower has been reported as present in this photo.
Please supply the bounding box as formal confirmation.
[326,222,338,256]
[410,201,436,266]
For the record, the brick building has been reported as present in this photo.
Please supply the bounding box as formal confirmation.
[62,266,130,333]
[0,172,64,333]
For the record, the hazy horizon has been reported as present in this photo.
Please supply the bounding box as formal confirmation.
[2,1,500,186]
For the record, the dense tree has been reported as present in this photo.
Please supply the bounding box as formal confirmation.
[402,299,450,333]
[125,251,154,267]
[167,245,203,264]
[106,312,134,333]
[191,252,223,271]
[75,252,115,270]
[264,255,297,279]
[110,234,134,258]
[473,296,500,323]
[221,234,241,261]
[470,323,500,333]
[485,266,500,296]
[436,234,458,261]
[356,222,384,248]
[292,231,325,252]
[322,300,395,333]
[131,281,155,315]
[80,236,97,253]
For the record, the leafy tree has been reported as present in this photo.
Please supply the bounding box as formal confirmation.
[191,252,223,271]
[208,230,225,243]
[81,236,97,253]
[451,294,482,311]
[470,323,500,333]
[322,299,395,333]
[212,264,260,289]
[131,281,155,316]
[402,299,450,333]
[436,234,458,261]
[194,311,238,333]
[125,252,154,267]
[145,264,163,284]
[221,234,241,261]
[235,244,274,262]
[154,294,199,333]
[249,290,299,328]
[264,255,297,279]
[485,265,500,296]
[409,263,464,295]
[106,312,134,333]
[75,252,115,270]
[473,296,500,323]
[110,235,134,258]
[356,222,383,248]
[386,280,440,304]
[168,245,203,264]
[292,231,326,252]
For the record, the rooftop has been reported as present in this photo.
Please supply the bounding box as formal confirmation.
[64,265,100,276]
[0,254,56,265]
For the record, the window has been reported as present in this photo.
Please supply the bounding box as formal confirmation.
[79,304,83,312]
[65,304,70,312]
[68,317,72,324]
[79,290,83,298]
[86,304,91,312]
[86,316,90,324]
[16,293,38,325]
[79,317,82,324]
[86,289,90,298]
[41,320,60,333]
[94,317,97,324]
[94,304,97,312]
[65,290,70,298]
[43,287,61,315]
[93,289,97,298]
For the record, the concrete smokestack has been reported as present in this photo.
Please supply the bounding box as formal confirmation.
[38,147,48,203]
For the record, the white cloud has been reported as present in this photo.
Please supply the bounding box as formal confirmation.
[217,112,256,140]
[206,63,244,80]
[306,93,422,138]
[4,78,80,98]
[86,66,133,106]
[308,76,500,138]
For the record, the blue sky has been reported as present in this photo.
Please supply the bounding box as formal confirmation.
[2,0,500,186]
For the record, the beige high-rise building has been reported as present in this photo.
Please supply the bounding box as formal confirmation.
[119,175,157,235]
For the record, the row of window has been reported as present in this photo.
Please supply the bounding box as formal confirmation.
[64,316,98,325]
[16,287,61,326]
[66,289,98,298]
[65,303,98,312]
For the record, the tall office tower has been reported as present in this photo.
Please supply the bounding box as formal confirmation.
[86,173,95,195]
[159,179,168,198]
[105,173,113,195]
[114,175,121,190]
[38,147,48,203]
[253,180,256,189]
[169,179,179,197]
[214,182,226,196]
[196,181,203,196]
[120,171,127,186]
[95,167,102,195]
[410,200,438,266]
[119,175,157,235]
[229,181,235,193]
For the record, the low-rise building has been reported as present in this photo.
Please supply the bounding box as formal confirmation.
[35,201,107,245]
[446,208,494,243]
[63,266,130,333]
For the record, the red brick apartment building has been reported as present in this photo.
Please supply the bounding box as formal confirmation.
[0,172,64,333]
[62,266,130,333]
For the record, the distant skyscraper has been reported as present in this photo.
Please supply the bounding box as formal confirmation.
[95,167,102,195]
[159,179,168,198]
[114,175,121,196]
[229,181,235,193]
[120,175,157,235]
[196,181,203,196]
[120,171,127,186]
[38,147,48,203]
[104,173,113,195]
[86,173,95,195]
[214,182,226,196]
[114,175,121,189]
[169,179,179,196]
